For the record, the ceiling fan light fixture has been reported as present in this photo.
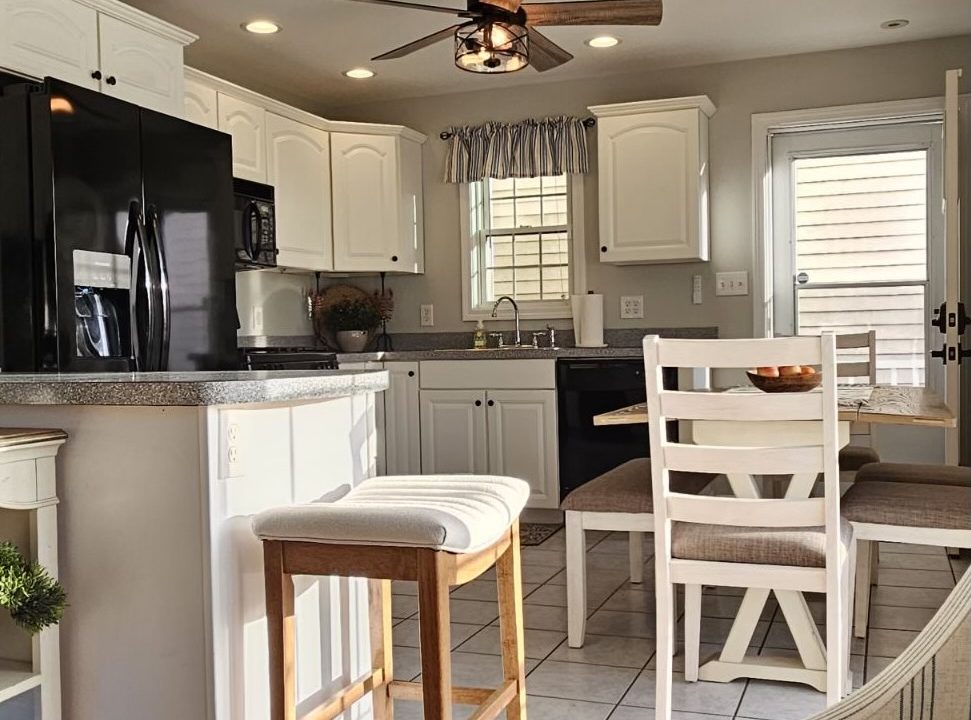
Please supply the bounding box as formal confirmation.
[586,35,620,48]
[454,21,529,74]
[242,20,280,34]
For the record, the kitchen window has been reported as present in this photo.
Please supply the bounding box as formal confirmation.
[769,120,944,388]
[461,174,585,319]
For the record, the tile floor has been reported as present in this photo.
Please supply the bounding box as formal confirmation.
[388,530,969,720]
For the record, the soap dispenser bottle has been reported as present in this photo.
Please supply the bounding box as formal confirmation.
[473,320,487,349]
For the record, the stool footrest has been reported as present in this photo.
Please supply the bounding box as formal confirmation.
[305,669,387,720]
[388,679,517,712]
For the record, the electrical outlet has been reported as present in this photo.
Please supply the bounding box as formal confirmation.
[220,414,245,478]
[715,271,749,296]
[252,306,264,333]
[692,275,703,305]
[620,295,644,319]
[420,304,435,327]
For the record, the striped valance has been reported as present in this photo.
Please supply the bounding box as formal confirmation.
[443,116,589,184]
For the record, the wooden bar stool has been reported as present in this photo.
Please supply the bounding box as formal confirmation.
[252,475,531,720]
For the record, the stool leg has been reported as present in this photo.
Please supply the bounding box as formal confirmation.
[497,522,527,720]
[263,541,296,720]
[369,579,394,719]
[417,550,452,720]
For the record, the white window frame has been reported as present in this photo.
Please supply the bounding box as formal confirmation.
[459,175,586,320]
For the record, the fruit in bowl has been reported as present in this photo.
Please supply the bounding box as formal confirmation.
[747,365,821,392]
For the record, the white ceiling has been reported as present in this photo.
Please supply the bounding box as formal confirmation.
[128,0,970,111]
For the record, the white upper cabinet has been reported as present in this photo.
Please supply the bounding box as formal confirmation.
[183,75,217,129]
[98,14,184,116]
[331,133,425,273]
[266,112,333,271]
[591,96,715,264]
[218,93,266,182]
[0,0,99,89]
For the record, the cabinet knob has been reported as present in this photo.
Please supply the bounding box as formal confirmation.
[474,400,482,407]
[91,70,102,80]
[408,370,415,377]
[487,399,495,407]
[106,76,117,86]
[391,255,398,262]
[600,246,607,253]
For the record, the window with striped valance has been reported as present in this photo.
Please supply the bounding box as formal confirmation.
[443,116,590,184]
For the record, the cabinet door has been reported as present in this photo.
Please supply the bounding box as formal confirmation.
[419,390,487,475]
[266,113,333,270]
[599,108,708,263]
[397,137,425,273]
[486,390,559,508]
[217,93,266,182]
[331,133,400,272]
[98,14,184,117]
[183,76,217,129]
[385,363,421,475]
[0,0,99,89]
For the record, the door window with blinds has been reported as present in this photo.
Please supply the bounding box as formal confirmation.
[771,122,944,388]
[462,174,582,319]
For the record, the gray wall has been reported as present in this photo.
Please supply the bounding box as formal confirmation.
[326,36,970,338]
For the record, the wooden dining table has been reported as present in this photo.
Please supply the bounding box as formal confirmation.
[591,384,956,692]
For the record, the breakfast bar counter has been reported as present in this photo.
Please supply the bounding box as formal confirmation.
[0,368,389,720]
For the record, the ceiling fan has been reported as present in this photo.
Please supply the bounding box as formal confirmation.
[345,0,663,74]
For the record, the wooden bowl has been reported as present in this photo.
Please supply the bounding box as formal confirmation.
[746,371,822,393]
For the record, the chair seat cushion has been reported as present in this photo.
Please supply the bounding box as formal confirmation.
[855,463,971,487]
[560,458,714,514]
[672,518,852,568]
[842,481,971,530]
[839,445,880,472]
[251,475,531,553]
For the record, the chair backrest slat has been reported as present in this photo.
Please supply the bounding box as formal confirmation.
[667,495,826,528]
[660,390,824,422]
[656,337,822,369]
[834,330,877,384]
[664,444,824,476]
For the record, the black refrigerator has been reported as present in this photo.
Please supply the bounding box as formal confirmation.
[0,78,238,372]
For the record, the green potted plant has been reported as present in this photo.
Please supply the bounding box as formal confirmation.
[324,298,383,353]
[0,541,66,634]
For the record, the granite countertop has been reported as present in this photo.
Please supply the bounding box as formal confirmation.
[0,369,389,407]
[337,346,649,362]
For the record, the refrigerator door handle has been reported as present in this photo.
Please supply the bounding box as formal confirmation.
[146,205,171,370]
[124,200,152,371]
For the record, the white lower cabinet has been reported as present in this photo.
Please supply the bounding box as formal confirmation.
[420,389,489,475]
[485,390,559,509]
[384,362,421,475]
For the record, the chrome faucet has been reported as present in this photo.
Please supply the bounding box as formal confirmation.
[491,295,522,347]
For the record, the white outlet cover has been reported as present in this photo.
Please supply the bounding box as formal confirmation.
[620,295,644,319]
[420,304,435,327]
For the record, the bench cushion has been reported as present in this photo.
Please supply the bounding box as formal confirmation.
[842,481,971,530]
[839,445,880,472]
[672,518,852,568]
[560,458,714,514]
[855,463,971,487]
[251,475,531,554]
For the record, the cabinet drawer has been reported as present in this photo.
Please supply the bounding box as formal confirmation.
[0,459,38,505]
[419,360,555,389]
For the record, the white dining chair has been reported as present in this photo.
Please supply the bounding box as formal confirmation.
[644,333,855,718]
[835,331,880,473]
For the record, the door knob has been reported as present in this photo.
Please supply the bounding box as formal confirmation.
[474,400,482,407]
[487,399,495,407]
[106,76,117,86]
[391,255,398,262]
[91,70,102,80]
[600,246,607,253]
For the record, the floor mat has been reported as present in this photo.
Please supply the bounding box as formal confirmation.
[519,523,563,547]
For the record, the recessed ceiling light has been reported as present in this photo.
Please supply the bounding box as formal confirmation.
[586,35,620,48]
[344,68,376,79]
[242,20,280,34]
[880,19,909,30]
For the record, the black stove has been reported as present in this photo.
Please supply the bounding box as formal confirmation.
[242,347,338,371]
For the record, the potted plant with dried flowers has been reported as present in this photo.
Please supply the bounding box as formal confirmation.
[324,298,384,353]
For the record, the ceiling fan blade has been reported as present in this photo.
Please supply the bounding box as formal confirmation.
[372,25,462,60]
[526,28,573,72]
[345,0,466,15]
[477,0,522,12]
[525,0,662,26]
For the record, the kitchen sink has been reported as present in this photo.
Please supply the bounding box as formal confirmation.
[432,346,555,353]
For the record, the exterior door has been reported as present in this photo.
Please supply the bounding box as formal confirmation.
[384,362,421,475]
[0,0,99,89]
[331,133,400,271]
[266,113,333,270]
[218,93,266,182]
[419,389,487,475]
[486,390,559,509]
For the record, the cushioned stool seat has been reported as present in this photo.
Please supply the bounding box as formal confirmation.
[252,475,531,554]
[672,519,853,569]
[560,458,714,514]
[839,445,880,472]
[855,462,971,487]
[842,481,971,529]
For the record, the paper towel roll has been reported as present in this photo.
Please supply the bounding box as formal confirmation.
[572,294,605,347]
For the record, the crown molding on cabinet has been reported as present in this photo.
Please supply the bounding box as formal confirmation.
[589,95,717,119]
[76,0,197,45]
[185,66,427,144]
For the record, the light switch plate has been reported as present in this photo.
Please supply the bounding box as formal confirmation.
[715,271,749,296]
[692,275,703,305]
[252,306,264,333]
[420,304,435,327]
[620,296,644,319]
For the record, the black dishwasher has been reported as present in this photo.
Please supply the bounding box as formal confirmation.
[556,358,677,500]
